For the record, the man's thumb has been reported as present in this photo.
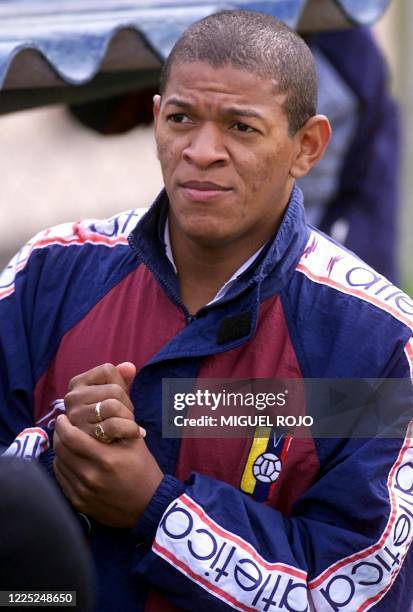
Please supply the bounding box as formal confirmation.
[116,362,136,392]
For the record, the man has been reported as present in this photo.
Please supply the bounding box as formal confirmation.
[0,10,412,612]
[70,26,401,284]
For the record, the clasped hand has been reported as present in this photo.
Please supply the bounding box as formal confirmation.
[53,362,163,528]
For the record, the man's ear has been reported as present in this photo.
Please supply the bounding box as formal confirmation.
[153,94,161,130]
[289,115,331,179]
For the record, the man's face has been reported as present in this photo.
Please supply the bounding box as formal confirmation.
[153,61,301,250]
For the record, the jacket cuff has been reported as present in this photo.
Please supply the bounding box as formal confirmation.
[39,447,55,475]
[132,474,185,545]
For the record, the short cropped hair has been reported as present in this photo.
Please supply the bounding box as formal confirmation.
[159,10,317,135]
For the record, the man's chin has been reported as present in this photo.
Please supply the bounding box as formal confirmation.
[179,222,232,249]
[187,229,227,248]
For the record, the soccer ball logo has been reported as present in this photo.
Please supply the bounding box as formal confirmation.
[253,452,282,483]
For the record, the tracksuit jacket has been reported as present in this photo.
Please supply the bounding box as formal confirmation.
[0,185,412,611]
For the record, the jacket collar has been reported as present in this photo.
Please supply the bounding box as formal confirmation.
[128,184,310,311]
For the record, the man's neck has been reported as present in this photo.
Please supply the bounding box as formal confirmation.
[168,223,273,315]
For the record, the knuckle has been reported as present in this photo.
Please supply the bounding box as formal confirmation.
[100,420,118,440]
[101,363,117,380]
[107,384,125,402]
[98,455,112,475]
[66,407,82,426]
[67,375,81,392]
[104,399,129,418]
[80,469,98,493]
[110,399,124,417]
[117,389,134,411]
[66,408,81,427]
[64,389,81,409]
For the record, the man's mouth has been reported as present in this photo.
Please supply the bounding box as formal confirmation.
[180,181,232,202]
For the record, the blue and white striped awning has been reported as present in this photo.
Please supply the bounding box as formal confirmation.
[0,0,391,113]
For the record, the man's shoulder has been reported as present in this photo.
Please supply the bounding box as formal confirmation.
[0,208,148,303]
[281,228,412,377]
[28,208,148,253]
[294,227,412,332]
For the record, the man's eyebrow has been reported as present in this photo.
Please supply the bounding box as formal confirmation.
[220,106,264,120]
[164,98,265,121]
[164,98,193,111]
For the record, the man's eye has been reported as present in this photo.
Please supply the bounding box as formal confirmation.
[167,114,191,124]
[233,122,255,133]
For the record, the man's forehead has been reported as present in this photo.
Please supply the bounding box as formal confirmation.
[162,61,286,108]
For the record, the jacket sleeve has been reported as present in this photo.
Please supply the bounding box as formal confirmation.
[131,349,413,611]
[0,237,95,534]
[0,239,43,451]
[0,231,65,465]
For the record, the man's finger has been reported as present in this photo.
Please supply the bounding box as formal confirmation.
[54,456,91,512]
[116,362,136,393]
[65,385,135,418]
[86,398,136,424]
[68,363,132,392]
[53,456,79,502]
[70,418,142,442]
[55,414,103,461]
[90,417,144,441]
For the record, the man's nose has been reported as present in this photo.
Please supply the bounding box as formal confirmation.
[182,123,229,168]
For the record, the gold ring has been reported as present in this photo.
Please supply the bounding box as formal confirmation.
[95,401,103,423]
[95,423,111,444]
